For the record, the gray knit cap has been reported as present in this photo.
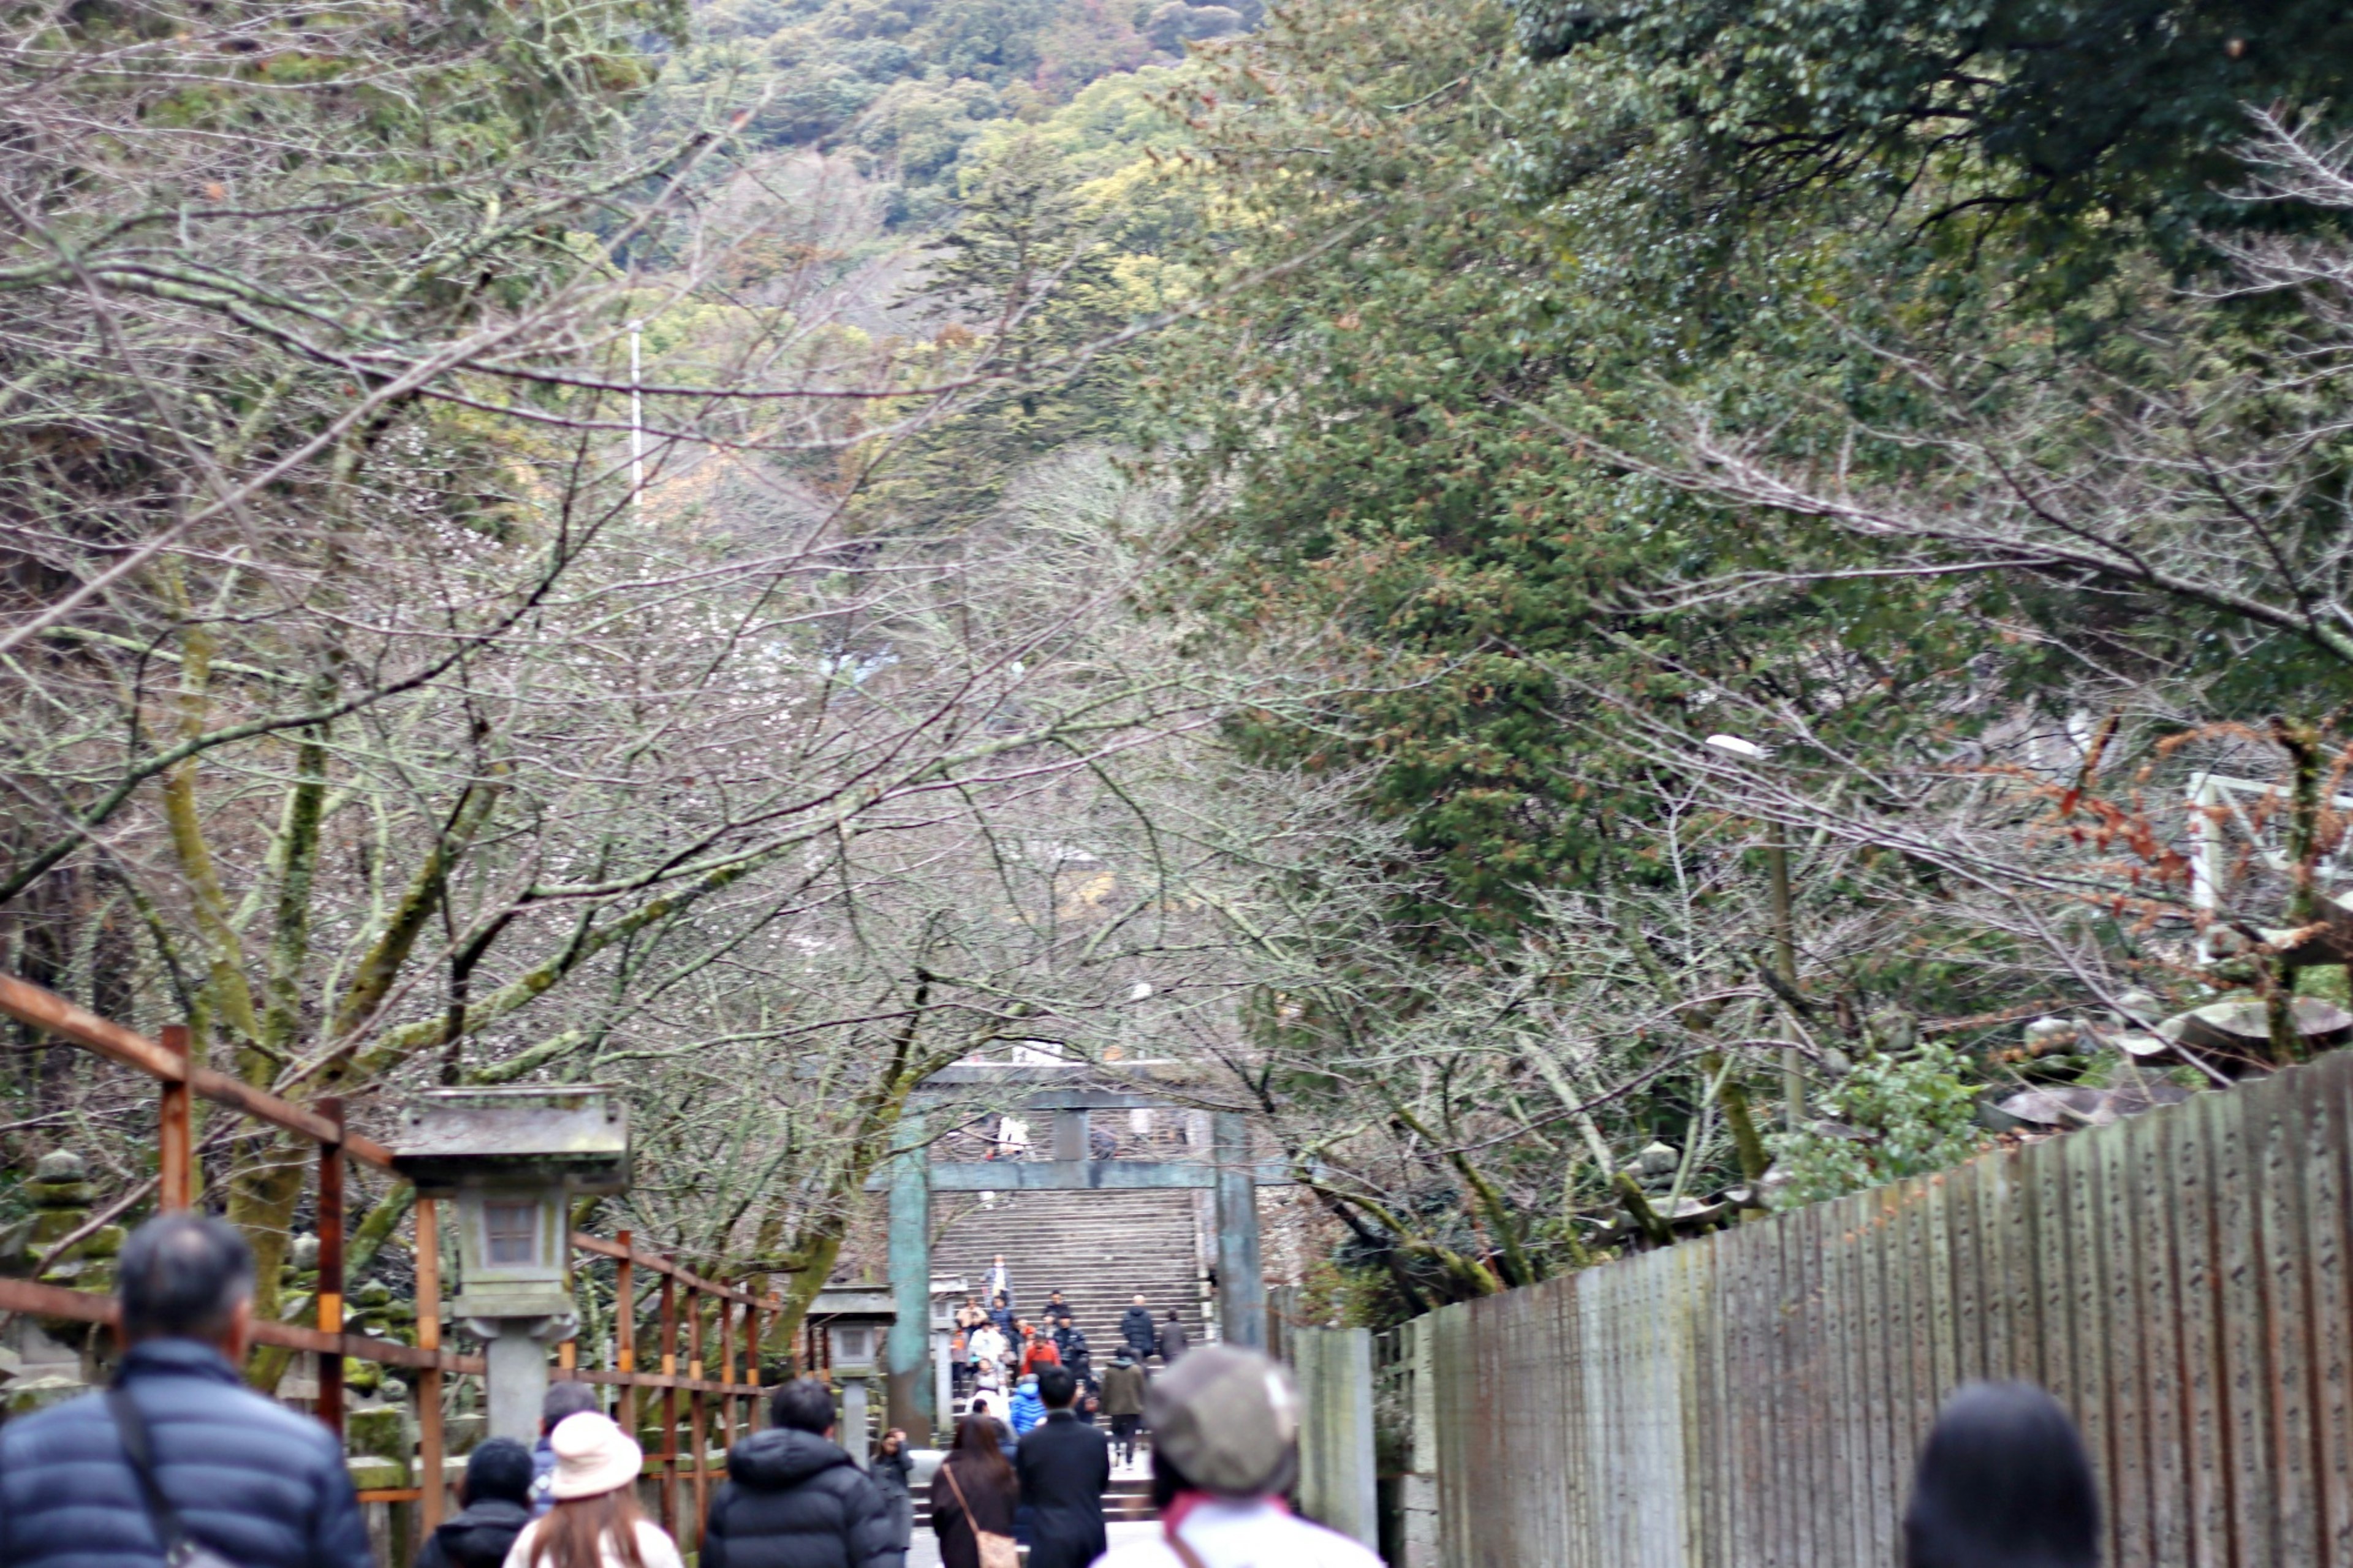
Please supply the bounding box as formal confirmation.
[1143,1344,1302,1496]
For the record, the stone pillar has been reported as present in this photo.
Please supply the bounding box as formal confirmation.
[1212,1113,1264,1350]
[480,1326,551,1443]
[885,1113,932,1441]
[467,1313,570,1444]
[1292,1328,1378,1549]
[1051,1110,1088,1162]
[839,1379,872,1469]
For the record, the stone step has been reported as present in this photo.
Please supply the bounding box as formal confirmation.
[932,1187,1207,1353]
[912,1473,1156,1527]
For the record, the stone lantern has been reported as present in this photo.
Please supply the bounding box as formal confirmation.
[806,1286,895,1466]
[392,1087,630,1442]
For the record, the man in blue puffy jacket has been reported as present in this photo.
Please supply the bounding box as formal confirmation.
[0,1212,372,1568]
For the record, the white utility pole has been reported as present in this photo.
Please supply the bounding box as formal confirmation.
[629,321,645,523]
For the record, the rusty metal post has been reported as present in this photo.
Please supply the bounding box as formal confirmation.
[415,1198,445,1530]
[745,1294,763,1412]
[658,1268,680,1539]
[557,1222,577,1374]
[157,1025,193,1211]
[615,1231,637,1441]
[316,1097,346,1440]
[718,1293,737,1450]
[688,1284,709,1540]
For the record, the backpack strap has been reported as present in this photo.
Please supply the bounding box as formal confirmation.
[1162,1521,1209,1568]
[108,1388,192,1562]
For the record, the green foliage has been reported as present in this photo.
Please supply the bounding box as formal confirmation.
[1511,0,2353,252]
[1767,1048,1988,1210]
[659,0,1229,224]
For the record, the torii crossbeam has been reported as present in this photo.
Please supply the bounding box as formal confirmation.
[867,1064,1288,1439]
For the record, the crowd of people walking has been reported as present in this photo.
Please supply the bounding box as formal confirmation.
[0,1211,2108,1568]
[948,1261,1192,1447]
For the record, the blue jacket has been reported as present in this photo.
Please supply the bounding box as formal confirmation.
[1007,1387,1045,1436]
[0,1338,371,1568]
[528,1434,559,1518]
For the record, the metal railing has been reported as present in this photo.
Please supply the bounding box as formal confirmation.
[0,973,782,1548]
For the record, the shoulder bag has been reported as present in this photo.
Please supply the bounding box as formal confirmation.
[938,1460,1017,1568]
[108,1389,246,1568]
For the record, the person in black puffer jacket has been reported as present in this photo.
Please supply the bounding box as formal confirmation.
[703,1379,901,1568]
[0,1213,371,1568]
[414,1439,536,1568]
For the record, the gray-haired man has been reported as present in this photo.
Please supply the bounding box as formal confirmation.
[0,1211,372,1568]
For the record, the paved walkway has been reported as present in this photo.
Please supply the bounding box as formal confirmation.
[903,1445,1158,1566]
[907,1519,1160,1567]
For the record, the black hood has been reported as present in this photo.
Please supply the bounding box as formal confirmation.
[728,1427,857,1490]
[432,1499,531,1568]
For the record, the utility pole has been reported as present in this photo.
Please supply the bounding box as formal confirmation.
[630,321,645,524]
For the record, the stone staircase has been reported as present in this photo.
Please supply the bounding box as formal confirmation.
[932,1186,1210,1362]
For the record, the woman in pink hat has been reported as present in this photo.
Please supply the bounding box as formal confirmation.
[501,1411,684,1568]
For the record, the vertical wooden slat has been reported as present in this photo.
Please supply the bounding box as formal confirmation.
[2062,1123,2113,1567]
[2132,1100,2189,1568]
[2103,1107,2153,1568]
[1795,1202,1828,1568]
[415,1198,445,1531]
[157,1024,192,1211]
[2213,1079,2275,1568]
[1824,1199,1868,1568]
[1974,1152,2019,1382]
[1947,1160,1985,1387]
[2265,1077,2322,1568]
[315,1096,345,1442]
[1924,1172,1960,1409]
[1904,1180,1939,1469]
[1860,1190,1900,1567]
[2309,1052,2353,1568]
[2177,1091,2232,1568]
[2031,1137,2075,1441]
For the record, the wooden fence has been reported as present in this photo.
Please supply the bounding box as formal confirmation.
[1416,1046,2353,1568]
[0,974,781,1550]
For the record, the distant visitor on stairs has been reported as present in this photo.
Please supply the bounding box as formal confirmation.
[1014,1368,1110,1568]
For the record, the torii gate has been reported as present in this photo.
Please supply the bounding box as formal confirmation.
[875,1064,1289,1437]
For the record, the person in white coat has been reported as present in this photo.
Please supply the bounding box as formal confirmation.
[1089,1346,1381,1568]
[502,1412,685,1568]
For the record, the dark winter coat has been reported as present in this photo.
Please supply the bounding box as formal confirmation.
[0,1338,372,1568]
[414,1498,532,1568]
[1118,1306,1156,1355]
[927,1456,1015,1568]
[702,1428,902,1568]
[1155,1318,1190,1363]
[869,1450,911,1512]
[1099,1362,1146,1418]
[1014,1411,1110,1568]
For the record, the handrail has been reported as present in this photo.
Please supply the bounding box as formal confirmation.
[569,1233,785,1312]
[0,1277,487,1373]
[0,975,394,1168]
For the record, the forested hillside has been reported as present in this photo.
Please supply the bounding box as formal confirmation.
[660,0,1247,225]
[11,0,2353,1350]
